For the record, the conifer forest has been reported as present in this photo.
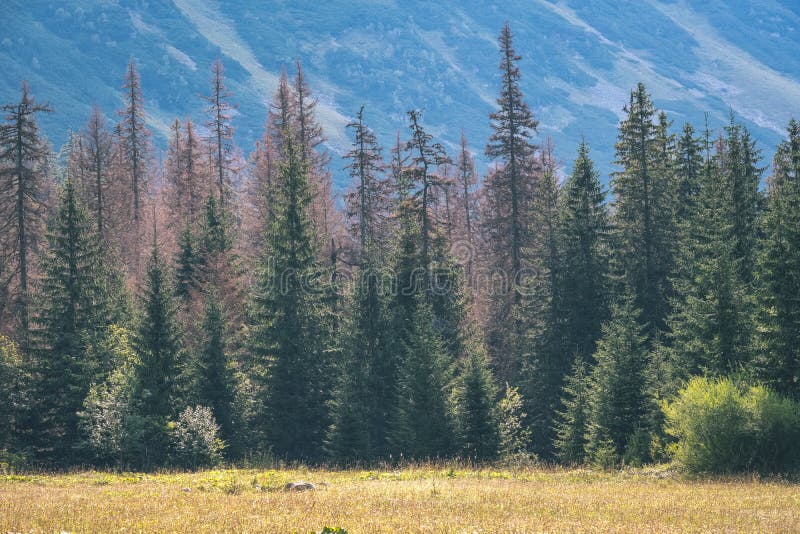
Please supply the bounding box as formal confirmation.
[3,22,800,477]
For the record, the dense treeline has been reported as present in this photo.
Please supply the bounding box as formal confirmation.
[1,25,799,472]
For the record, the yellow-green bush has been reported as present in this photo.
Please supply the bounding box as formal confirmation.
[664,377,800,474]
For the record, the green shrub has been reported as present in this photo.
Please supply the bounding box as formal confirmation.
[170,406,225,469]
[664,377,800,474]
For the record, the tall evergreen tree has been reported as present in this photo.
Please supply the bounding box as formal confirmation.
[248,124,332,461]
[666,131,751,382]
[611,83,676,333]
[586,296,653,465]
[0,82,52,338]
[453,337,499,460]
[328,107,393,462]
[133,232,183,467]
[554,356,590,465]
[755,119,800,399]
[194,289,237,451]
[559,141,610,361]
[721,116,763,283]
[117,59,150,222]
[389,298,453,459]
[483,23,539,383]
[518,142,562,457]
[30,179,110,462]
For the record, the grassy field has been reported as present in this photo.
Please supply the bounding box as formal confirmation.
[1,465,799,532]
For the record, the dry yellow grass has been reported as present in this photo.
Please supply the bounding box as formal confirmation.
[1,466,799,532]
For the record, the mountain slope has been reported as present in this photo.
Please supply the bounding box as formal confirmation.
[2,0,798,185]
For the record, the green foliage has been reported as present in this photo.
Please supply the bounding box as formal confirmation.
[554,356,590,465]
[0,335,27,455]
[754,119,800,399]
[327,268,393,463]
[79,325,145,467]
[664,377,800,474]
[169,405,225,469]
[389,298,453,459]
[194,290,237,453]
[133,239,184,468]
[559,141,610,361]
[666,135,753,382]
[29,179,114,462]
[452,339,499,460]
[498,384,532,458]
[611,83,676,332]
[248,125,333,461]
[586,297,653,467]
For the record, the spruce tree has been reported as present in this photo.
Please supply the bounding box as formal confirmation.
[30,179,110,462]
[174,224,200,302]
[666,131,751,381]
[586,297,652,465]
[389,298,453,459]
[248,124,332,461]
[0,82,52,338]
[328,108,393,462]
[559,141,610,360]
[611,83,675,332]
[755,119,800,399]
[195,289,237,452]
[133,233,183,468]
[483,23,539,383]
[453,337,499,460]
[721,116,764,283]
[554,356,590,465]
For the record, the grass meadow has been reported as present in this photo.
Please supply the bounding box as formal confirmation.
[1,465,799,532]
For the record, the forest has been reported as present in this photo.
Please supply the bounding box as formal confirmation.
[1,24,799,474]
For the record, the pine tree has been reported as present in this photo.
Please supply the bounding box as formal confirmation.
[174,224,200,302]
[554,356,590,465]
[674,122,703,225]
[195,289,237,452]
[203,59,235,202]
[117,59,150,222]
[405,109,449,279]
[453,337,499,460]
[133,232,183,468]
[327,108,393,462]
[483,24,539,383]
[518,140,562,457]
[389,298,453,459]
[755,119,800,399]
[721,116,763,283]
[586,296,652,465]
[29,179,110,463]
[611,83,675,332]
[666,130,751,381]
[0,81,52,338]
[248,124,333,461]
[559,141,610,361]
[343,106,389,259]
[484,22,538,281]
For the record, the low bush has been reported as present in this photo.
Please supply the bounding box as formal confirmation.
[170,405,225,469]
[664,377,800,474]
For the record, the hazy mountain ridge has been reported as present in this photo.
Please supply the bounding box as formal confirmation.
[2,0,799,184]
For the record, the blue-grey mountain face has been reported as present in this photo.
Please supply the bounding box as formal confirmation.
[2,0,799,186]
